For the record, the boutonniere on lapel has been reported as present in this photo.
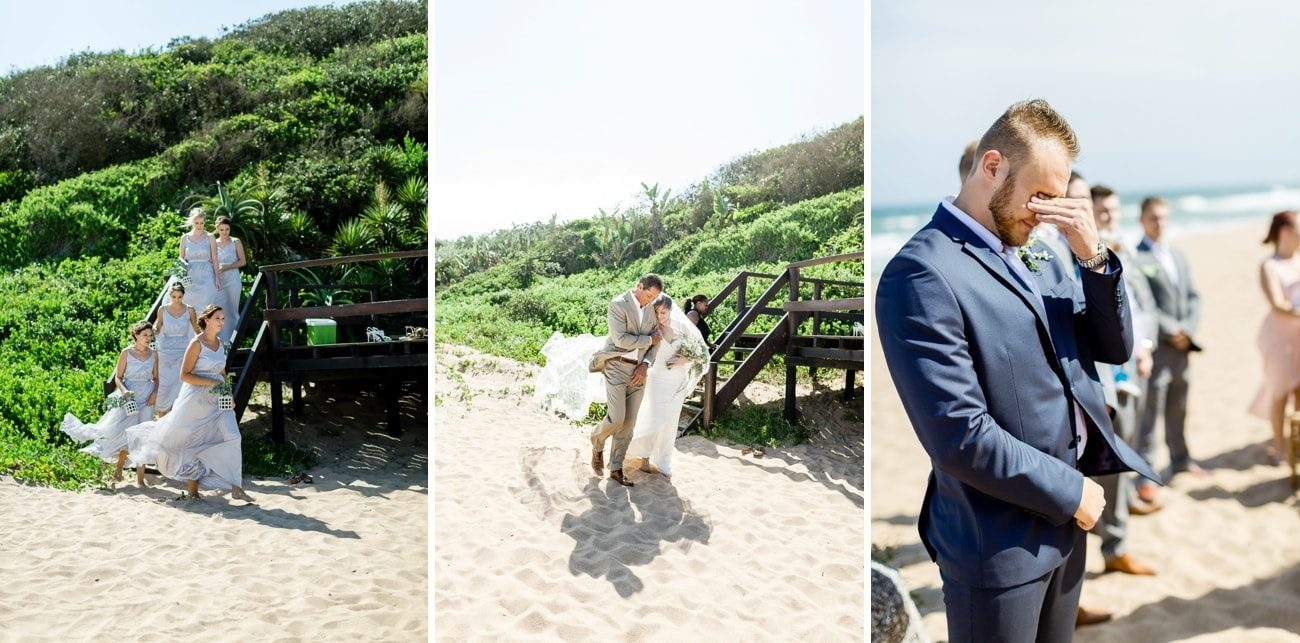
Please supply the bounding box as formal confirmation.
[1139,263,1162,278]
[1016,245,1053,273]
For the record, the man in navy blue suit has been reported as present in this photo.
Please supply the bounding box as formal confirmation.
[876,99,1159,642]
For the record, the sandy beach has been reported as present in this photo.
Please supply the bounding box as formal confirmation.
[871,223,1300,642]
[0,385,428,642]
[434,345,865,641]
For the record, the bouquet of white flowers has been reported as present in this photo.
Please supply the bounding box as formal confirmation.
[210,380,234,410]
[671,324,711,398]
[167,259,194,288]
[105,390,139,414]
[676,331,709,365]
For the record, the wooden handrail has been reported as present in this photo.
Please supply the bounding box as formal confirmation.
[710,271,790,360]
[783,298,865,312]
[787,251,864,270]
[228,271,264,352]
[263,298,429,322]
[799,277,866,289]
[232,320,271,419]
[259,249,428,273]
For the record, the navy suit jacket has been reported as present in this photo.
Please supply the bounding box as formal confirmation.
[876,205,1161,588]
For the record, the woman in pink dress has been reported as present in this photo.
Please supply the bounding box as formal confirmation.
[1249,210,1300,465]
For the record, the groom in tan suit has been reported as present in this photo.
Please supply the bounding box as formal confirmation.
[588,274,664,486]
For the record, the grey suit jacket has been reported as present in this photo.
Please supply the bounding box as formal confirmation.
[588,291,660,373]
[1118,246,1160,350]
[1132,239,1201,350]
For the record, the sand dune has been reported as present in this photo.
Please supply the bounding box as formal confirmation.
[434,346,864,641]
[871,223,1300,642]
[0,385,428,642]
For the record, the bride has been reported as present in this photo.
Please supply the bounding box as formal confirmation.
[536,293,708,479]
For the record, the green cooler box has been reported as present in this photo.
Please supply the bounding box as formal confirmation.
[306,318,337,346]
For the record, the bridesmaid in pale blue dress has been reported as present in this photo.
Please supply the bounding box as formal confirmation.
[61,320,159,485]
[214,216,247,345]
[153,282,200,413]
[180,207,222,314]
[127,305,254,502]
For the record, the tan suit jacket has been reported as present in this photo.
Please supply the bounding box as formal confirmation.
[588,291,660,373]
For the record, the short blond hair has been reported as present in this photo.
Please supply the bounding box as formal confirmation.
[975,99,1080,174]
[958,139,979,182]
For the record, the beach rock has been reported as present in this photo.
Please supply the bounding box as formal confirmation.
[871,561,928,643]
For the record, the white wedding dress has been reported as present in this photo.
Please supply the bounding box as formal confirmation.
[625,332,693,476]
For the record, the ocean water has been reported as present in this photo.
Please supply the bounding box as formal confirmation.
[871,183,1300,275]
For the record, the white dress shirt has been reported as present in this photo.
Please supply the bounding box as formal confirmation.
[1141,235,1179,286]
[622,294,651,361]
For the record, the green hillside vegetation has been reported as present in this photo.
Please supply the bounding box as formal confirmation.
[0,0,428,489]
[435,118,865,368]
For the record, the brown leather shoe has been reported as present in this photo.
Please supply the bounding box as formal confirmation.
[1128,498,1163,516]
[1076,605,1113,627]
[608,470,634,487]
[591,448,605,475]
[1104,553,1157,576]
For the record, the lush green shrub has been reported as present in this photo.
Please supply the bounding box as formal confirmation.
[224,0,427,59]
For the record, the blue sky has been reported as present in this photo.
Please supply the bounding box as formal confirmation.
[872,1,1300,206]
[0,1,352,75]
[434,0,864,239]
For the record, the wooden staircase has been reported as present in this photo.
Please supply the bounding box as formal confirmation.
[676,251,865,434]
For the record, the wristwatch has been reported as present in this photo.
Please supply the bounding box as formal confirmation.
[1076,241,1109,270]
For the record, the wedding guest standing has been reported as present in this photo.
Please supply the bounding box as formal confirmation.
[180,207,222,314]
[154,283,201,413]
[685,294,711,348]
[127,305,253,502]
[60,321,158,486]
[1088,184,1160,576]
[876,99,1158,642]
[214,216,247,344]
[1248,210,1300,465]
[1133,196,1207,497]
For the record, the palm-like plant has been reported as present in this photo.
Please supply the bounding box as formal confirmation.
[641,181,671,251]
[395,176,427,215]
[208,181,265,222]
[360,181,411,250]
[231,165,322,263]
[591,207,647,267]
[290,266,358,308]
[330,218,375,257]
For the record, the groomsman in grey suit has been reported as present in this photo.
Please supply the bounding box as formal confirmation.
[587,274,663,487]
[1090,185,1161,579]
[1132,196,1207,493]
